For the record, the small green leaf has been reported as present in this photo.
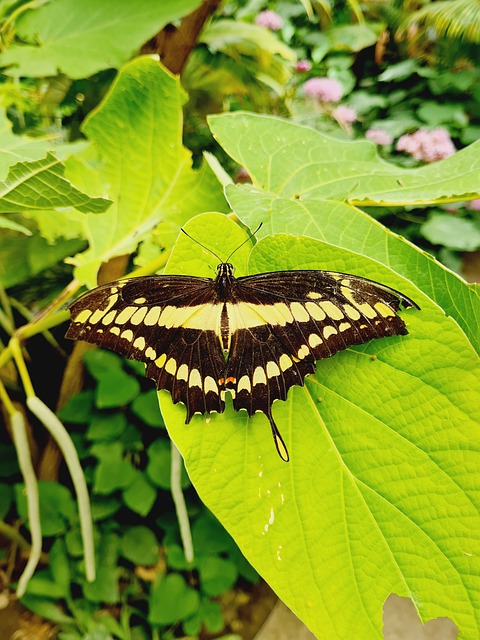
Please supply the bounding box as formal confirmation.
[192,513,233,554]
[378,59,418,82]
[122,474,157,516]
[90,496,121,521]
[15,481,76,536]
[86,412,127,441]
[22,571,67,599]
[49,539,71,596]
[131,391,164,428]
[197,556,238,596]
[83,350,123,380]
[95,370,141,408]
[93,447,137,494]
[20,595,75,625]
[58,390,95,423]
[165,543,194,570]
[120,526,159,566]
[148,573,200,625]
[146,440,190,490]
[420,213,480,251]
[200,597,224,632]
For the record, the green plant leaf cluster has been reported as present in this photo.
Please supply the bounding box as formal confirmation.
[0,351,259,639]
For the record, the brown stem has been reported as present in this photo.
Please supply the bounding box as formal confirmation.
[141,0,222,75]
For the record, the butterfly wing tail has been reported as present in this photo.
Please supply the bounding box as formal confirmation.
[268,413,289,462]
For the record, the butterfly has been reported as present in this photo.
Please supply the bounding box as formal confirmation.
[66,247,419,462]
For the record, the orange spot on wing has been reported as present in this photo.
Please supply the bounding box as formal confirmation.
[226,376,236,384]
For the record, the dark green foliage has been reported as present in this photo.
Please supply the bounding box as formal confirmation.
[12,354,258,638]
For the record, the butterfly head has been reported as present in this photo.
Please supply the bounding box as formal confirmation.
[215,262,235,299]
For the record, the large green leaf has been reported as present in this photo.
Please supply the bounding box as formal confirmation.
[67,57,227,286]
[209,112,480,353]
[0,0,202,78]
[161,214,480,640]
[0,153,110,214]
[210,112,480,204]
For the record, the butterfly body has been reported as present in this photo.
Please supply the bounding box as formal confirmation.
[66,263,419,461]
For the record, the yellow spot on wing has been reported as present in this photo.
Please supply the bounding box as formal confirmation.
[89,308,107,324]
[375,302,395,317]
[308,333,322,348]
[116,306,137,324]
[110,326,120,336]
[102,310,117,325]
[155,353,167,368]
[145,347,157,360]
[338,322,351,332]
[133,336,146,350]
[165,358,177,375]
[297,344,310,360]
[290,302,310,323]
[343,304,361,320]
[253,366,267,385]
[319,301,344,320]
[74,309,92,323]
[204,376,218,394]
[305,301,326,321]
[266,361,280,377]
[177,364,188,381]
[131,307,148,325]
[307,291,322,300]
[237,375,251,392]
[323,326,337,339]
[121,329,133,342]
[189,369,202,388]
[279,354,293,371]
[144,306,161,326]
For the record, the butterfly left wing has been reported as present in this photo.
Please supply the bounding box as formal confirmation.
[66,275,226,418]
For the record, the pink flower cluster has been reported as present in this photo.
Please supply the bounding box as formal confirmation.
[333,105,357,125]
[365,128,393,146]
[294,59,312,73]
[255,10,283,30]
[302,77,343,103]
[396,128,456,162]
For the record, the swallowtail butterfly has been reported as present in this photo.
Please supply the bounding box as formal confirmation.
[66,252,419,461]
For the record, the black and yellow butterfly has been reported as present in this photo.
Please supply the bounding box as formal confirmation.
[66,250,419,462]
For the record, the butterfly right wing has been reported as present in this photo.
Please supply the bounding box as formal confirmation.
[66,275,226,418]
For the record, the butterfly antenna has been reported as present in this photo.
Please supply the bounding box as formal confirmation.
[225,222,263,263]
[180,228,223,263]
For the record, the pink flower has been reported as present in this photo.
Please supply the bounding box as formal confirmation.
[333,105,357,125]
[302,77,343,103]
[294,59,312,73]
[365,128,394,146]
[255,10,283,30]
[467,199,480,211]
[396,128,456,162]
